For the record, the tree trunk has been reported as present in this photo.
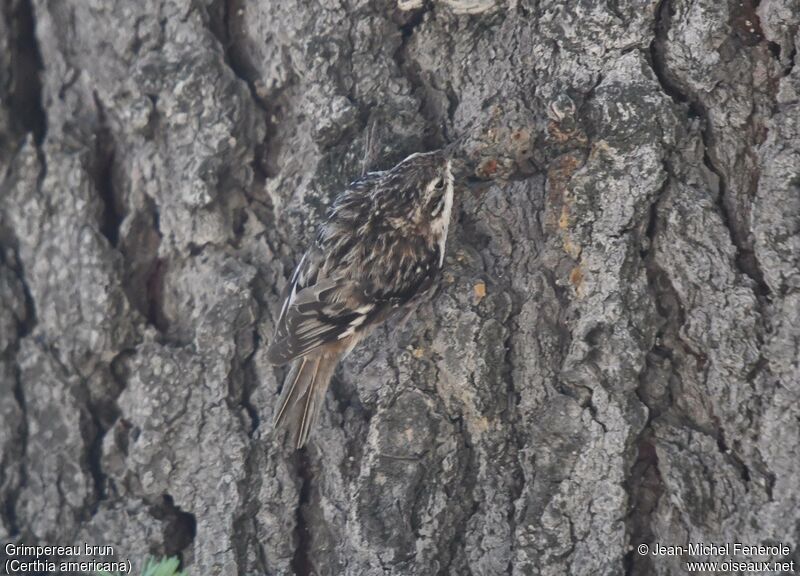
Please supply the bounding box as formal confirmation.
[1,0,798,574]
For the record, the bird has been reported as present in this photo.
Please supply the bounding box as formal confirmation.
[267,149,455,448]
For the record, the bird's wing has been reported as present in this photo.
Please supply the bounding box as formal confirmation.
[267,254,377,365]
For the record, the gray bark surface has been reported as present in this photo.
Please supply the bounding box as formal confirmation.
[0,0,798,574]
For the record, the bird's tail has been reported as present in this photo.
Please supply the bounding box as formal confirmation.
[273,352,339,449]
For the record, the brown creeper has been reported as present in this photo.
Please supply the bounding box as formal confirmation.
[268,150,455,448]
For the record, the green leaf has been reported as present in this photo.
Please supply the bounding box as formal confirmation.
[141,557,187,576]
[95,556,187,576]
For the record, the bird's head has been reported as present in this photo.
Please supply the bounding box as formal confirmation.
[379,149,454,233]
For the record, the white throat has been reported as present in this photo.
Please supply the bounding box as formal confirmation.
[432,161,454,267]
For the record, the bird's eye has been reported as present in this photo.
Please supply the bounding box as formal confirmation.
[434,178,445,190]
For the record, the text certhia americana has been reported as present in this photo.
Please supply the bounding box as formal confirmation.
[267,150,455,448]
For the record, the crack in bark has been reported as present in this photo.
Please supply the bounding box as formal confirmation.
[0,0,44,528]
[650,0,771,304]
[8,0,46,145]
[238,327,262,437]
[622,161,673,575]
[291,449,315,576]
[206,0,281,181]
[149,493,197,562]
[91,94,124,249]
[3,11,142,518]
[83,351,131,517]
[436,416,479,576]
[207,0,266,112]
[786,44,797,76]
[714,427,752,488]
[91,94,169,335]
[82,400,113,517]
[500,299,524,576]
[730,0,766,47]
[393,3,452,149]
[647,0,781,495]
[630,0,781,564]
[703,144,771,301]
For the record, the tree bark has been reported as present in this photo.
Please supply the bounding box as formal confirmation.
[1,0,798,574]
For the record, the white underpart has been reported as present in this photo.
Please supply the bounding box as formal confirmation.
[431,160,455,267]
